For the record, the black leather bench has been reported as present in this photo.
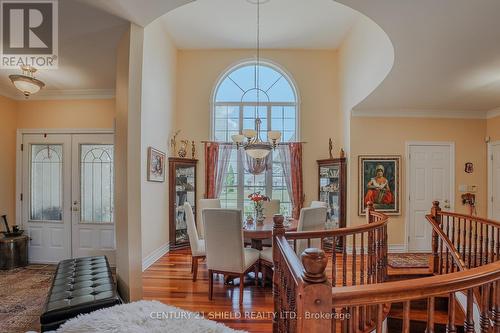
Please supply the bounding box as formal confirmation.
[40,256,121,332]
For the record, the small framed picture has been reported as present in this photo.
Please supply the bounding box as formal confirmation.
[359,155,401,215]
[147,147,166,182]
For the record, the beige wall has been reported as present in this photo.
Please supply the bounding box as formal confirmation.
[350,116,488,246]
[16,99,114,129]
[176,49,341,212]
[0,96,18,226]
[0,97,114,226]
[140,19,177,261]
[487,115,500,142]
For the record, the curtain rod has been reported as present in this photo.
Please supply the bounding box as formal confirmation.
[200,141,308,145]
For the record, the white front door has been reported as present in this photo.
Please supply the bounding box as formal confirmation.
[22,134,72,263]
[490,142,500,221]
[408,144,453,252]
[21,133,115,264]
[71,134,115,264]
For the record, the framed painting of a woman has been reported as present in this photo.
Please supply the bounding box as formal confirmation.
[358,155,401,215]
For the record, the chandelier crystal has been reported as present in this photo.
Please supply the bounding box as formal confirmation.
[231,0,281,159]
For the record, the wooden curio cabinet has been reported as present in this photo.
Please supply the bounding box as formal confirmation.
[169,158,197,249]
[317,158,347,250]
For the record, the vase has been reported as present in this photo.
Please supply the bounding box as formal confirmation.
[255,203,265,223]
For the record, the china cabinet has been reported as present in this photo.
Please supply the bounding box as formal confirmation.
[317,158,346,250]
[169,158,197,249]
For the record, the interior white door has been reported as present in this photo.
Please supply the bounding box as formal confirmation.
[71,134,115,264]
[22,134,72,263]
[491,143,500,221]
[408,144,453,252]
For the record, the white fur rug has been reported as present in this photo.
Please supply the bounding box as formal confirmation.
[55,300,248,333]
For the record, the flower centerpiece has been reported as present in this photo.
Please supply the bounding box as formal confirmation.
[248,191,269,223]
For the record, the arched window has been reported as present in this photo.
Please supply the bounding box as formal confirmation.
[212,61,298,216]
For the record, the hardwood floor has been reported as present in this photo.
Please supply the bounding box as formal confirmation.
[143,248,273,333]
[143,249,432,333]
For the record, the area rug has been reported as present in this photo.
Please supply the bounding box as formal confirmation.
[56,300,247,333]
[0,264,56,333]
[387,253,430,268]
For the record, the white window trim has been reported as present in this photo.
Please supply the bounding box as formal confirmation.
[210,59,300,214]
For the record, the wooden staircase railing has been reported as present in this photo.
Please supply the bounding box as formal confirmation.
[272,202,500,333]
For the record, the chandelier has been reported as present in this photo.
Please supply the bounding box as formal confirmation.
[9,65,45,98]
[231,0,281,159]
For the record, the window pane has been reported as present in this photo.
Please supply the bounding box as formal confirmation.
[229,65,255,92]
[81,145,114,223]
[267,76,295,102]
[214,63,298,214]
[30,144,63,221]
[215,78,243,102]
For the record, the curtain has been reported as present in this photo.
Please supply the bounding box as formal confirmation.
[279,143,304,219]
[204,142,232,198]
[204,142,219,198]
[215,145,232,197]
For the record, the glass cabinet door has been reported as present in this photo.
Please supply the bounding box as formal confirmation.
[175,165,196,244]
[319,164,340,228]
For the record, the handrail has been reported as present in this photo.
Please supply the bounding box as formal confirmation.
[438,210,500,228]
[272,202,500,333]
[426,214,467,270]
[330,261,500,307]
[284,217,388,239]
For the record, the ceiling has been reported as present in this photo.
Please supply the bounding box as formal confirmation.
[337,0,500,114]
[161,0,359,49]
[0,0,129,100]
[3,0,500,114]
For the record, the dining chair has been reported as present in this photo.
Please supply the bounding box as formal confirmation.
[310,200,328,208]
[184,202,205,282]
[262,199,280,217]
[198,199,221,239]
[295,207,328,255]
[259,247,273,287]
[203,208,260,306]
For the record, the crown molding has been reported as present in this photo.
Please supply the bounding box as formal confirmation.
[352,108,488,119]
[486,107,500,119]
[0,87,115,101]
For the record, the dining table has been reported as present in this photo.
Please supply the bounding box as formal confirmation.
[243,216,298,250]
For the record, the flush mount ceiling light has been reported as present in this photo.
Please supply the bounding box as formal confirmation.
[232,0,281,160]
[9,65,45,98]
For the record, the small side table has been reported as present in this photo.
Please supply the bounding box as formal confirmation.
[0,234,28,270]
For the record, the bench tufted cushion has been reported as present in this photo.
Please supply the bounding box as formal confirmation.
[40,256,121,332]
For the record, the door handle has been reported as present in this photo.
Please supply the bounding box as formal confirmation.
[72,200,80,212]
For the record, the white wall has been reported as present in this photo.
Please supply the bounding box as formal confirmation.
[115,23,144,302]
[140,18,177,264]
[338,14,394,229]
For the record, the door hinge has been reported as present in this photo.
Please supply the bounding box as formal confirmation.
[492,154,494,161]
[492,196,494,203]
[408,236,410,243]
[20,193,23,201]
[20,143,23,151]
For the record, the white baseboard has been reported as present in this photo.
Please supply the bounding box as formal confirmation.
[388,244,407,253]
[142,242,170,271]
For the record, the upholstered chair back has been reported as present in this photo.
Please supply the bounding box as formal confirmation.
[310,200,328,208]
[198,199,221,238]
[296,207,328,255]
[203,208,244,272]
[262,199,280,217]
[184,203,204,256]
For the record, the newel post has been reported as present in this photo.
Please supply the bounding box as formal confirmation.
[366,201,375,224]
[272,214,285,333]
[299,248,332,332]
[431,201,441,275]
